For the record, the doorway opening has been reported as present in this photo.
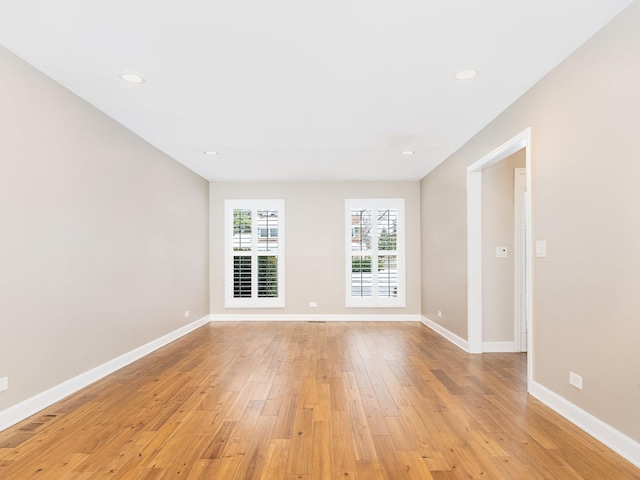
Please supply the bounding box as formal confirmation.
[467,128,533,391]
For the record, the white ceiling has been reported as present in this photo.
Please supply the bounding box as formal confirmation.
[0,0,633,182]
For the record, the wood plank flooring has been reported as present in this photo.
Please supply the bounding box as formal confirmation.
[1,322,638,479]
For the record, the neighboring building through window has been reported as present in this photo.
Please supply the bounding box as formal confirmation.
[225,200,284,308]
[346,199,405,307]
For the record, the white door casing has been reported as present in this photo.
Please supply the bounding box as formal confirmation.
[467,128,533,392]
[514,168,527,352]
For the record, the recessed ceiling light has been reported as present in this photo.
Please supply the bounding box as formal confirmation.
[204,151,219,155]
[454,69,479,80]
[119,72,146,84]
[402,151,415,155]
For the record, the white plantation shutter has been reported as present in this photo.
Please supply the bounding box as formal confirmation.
[233,256,252,298]
[377,207,399,298]
[346,199,405,308]
[225,200,284,308]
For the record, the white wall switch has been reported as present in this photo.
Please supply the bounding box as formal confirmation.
[437,310,442,317]
[536,240,547,257]
[184,310,190,318]
[309,302,318,308]
[569,372,582,390]
[0,377,8,392]
[496,247,508,258]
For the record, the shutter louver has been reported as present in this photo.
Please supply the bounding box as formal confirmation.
[233,256,252,298]
[258,256,278,297]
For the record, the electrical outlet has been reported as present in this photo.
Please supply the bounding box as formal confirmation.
[569,372,582,390]
[309,302,318,308]
[184,310,190,318]
[437,310,442,317]
[0,377,8,392]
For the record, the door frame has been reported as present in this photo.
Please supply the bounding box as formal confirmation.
[514,167,527,352]
[466,128,533,390]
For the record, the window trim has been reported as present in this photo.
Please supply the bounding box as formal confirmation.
[225,199,285,308]
[345,198,406,308]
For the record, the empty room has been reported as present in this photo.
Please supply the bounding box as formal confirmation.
[1,1,639,478]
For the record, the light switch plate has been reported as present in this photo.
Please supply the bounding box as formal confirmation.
[536,240,547,257]
[569,372,582,390]
[496,247,508,258]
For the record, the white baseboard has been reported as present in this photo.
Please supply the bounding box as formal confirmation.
[210,314,422,322]
[420,316,469,352]
[530,381,640,469]
[0,315,210,433]
[482,341,517,353]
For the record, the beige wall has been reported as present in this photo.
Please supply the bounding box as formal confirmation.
[421,1,640,441]
[210,182,421,316]
[420,155,468,336]
[0,46,210,411]
[482,151,525,342]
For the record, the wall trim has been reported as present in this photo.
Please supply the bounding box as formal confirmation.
[530,381,640,469]
[482,341,517,353]
[0,315,210,433]
[420,316,469,352]
[210,313,422,322]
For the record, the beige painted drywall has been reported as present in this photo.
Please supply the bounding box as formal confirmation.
[420,154,469,336]
[0,46,210,412]
[482,151,526,343]
[421,1,640,441]
[210,182,421,316]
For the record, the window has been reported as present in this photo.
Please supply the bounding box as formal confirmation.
[346,199,405,307]
[258,228,278,238]
[225,200,284,308]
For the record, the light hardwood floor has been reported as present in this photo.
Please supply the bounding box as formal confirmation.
[1,322,638,479]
